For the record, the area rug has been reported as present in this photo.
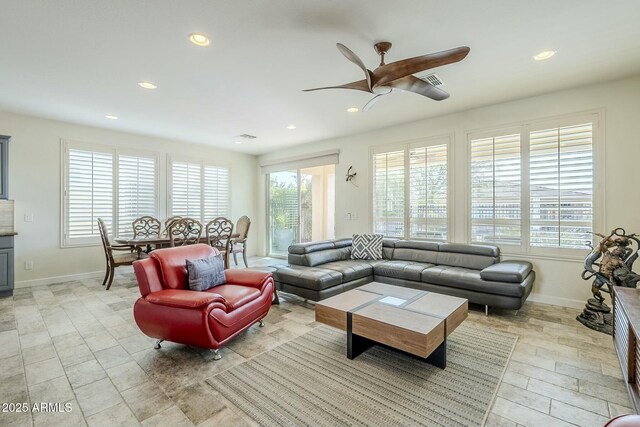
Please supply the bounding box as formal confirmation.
[208,325,517,427]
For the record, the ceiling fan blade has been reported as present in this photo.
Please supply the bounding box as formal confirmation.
[388,75,449,101]
[372,46,470,88]
[303,79,370,92]
[336,43,372,90]
[363,93,388,112]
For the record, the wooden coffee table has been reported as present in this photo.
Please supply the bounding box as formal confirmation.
[315,282,468,369]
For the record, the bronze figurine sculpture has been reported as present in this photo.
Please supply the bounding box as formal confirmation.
[578,228,640,334]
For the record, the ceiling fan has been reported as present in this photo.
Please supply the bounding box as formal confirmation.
[304,41,470,111]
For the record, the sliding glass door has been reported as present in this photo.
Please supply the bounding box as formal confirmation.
[267,165,335,256]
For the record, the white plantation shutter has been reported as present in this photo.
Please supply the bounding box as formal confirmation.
[171,161,202,219]
[373,150,405,237]
[118,155,157,237]
[65,148,113,244]
[409,144,448,240]
[204,166,230,219]
[530,123,593,248]
[471,133,521,245]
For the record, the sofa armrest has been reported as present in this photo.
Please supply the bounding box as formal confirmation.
[145,289,226,309]
[224,269,273,288]
[480,261,533,283]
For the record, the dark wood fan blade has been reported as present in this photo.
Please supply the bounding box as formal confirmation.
[336,43,372,90]
[372,46,470,88]
[388,76,449,101]
[303,79,370,92]
[363,93,389,112]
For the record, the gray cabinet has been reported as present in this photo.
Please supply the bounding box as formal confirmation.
[0,237,14,297]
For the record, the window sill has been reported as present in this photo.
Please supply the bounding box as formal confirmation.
[501,251,585,263]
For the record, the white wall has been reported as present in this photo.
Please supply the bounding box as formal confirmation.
[258,75,640,308]
[0,111,258,286]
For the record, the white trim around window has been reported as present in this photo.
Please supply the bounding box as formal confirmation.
[61,140,159,247]
[369,134,454,241]
[466,109,605,259]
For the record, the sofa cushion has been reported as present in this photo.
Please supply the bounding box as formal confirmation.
[481,261,533,283]
[436,243,499,270]
[274,265,343,291]
[421,265,527,297]
[392,240,440,264]
[210,284,261,310]
[289,240,335,255]
[373,261,434,282]
[351,234,383,260]
[319,260,373,282]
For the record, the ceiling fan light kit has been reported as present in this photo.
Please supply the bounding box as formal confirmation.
[304,41,470,111]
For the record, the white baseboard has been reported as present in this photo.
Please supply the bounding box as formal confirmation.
[16,270,107,289]
[527,293,586,310]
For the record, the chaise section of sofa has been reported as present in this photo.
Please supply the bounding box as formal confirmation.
[273,238,535,310]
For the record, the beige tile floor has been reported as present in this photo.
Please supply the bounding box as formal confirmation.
[0,258,632,427]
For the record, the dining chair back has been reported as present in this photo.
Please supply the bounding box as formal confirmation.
[132,216,161,238]
[205,217,234,268]
[98,218,144,290]
[231,216,251,267]
[163,216,183,236]
[168,218,202,247]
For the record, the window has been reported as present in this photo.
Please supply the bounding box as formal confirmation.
[470,133,521,245]
[530,123,593,248]
[169,159,230,222]
[62,142,158,246]
[118,154,157,237]
[65,148,113,245]
[468,113,598,252]
[372,138,450,240]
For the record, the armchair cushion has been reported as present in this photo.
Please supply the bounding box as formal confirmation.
[186,255,225,291]
[224,269,273,288]
[209,285,261,310]
[151,244,218,290]
[145,289,226,309]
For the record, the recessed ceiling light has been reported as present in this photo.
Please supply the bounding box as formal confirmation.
[347,107,359,113]
[138,81,157,89]
[287,125,297,130]
[233,141,243,145]
[533,50,556,61]
[105,115,118,120]
[189,33,210,47]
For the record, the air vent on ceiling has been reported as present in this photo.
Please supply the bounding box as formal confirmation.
[237,134,257,140]
[419,73,444,86]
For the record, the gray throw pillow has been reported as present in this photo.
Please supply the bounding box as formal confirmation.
[351,234,383,260]
[186,255,226,291]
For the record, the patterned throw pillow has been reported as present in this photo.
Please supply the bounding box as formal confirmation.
[186,255,226,291]
[351,234,383,260]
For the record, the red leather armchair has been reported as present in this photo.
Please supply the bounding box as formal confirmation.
[132,244,274,359]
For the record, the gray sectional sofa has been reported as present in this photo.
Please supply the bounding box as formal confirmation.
[273,238,535,310]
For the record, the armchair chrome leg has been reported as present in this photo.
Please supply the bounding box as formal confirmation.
[485,305,489,316]
[258,319,265,327]
[211,349,222,360]
[154,339,163,350]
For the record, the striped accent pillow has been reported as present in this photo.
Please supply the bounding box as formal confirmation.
[351,234,383,260]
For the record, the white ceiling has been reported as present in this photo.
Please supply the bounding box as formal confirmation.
[1,1,639,155]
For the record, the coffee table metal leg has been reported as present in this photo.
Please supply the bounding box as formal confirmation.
[348,332,375,359]
[425,339,446,369]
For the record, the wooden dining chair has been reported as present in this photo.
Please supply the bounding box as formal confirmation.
[168,217,202,247]
[98,218,146,290]
[132,216,161,253]
[230,216,251,267]
[163,215,183,236]
[205,217,234,269]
